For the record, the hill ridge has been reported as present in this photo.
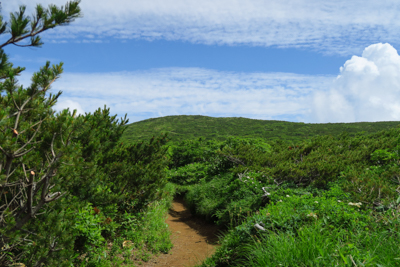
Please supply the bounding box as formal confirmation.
[121,115,400,144]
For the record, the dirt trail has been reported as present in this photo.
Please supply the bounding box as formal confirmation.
[141,197,220,267]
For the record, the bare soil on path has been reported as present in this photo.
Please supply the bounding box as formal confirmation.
[140,197,221,267]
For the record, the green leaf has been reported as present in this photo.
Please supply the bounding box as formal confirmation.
[339,251,348,264]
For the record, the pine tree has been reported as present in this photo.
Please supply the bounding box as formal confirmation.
[0,2,172,265]
[0,2,83,265]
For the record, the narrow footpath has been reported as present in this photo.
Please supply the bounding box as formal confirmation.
[141,197,220,267]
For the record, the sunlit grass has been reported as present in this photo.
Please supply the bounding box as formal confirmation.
[236,221,400,267]
[75,183,176,266]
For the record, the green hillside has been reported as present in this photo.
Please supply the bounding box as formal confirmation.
[121,115,400,144]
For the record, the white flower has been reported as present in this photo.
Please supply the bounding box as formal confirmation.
[348,202,362,208]
[278,200,283,202]
[315,201,318,204]
[307,212,318,219]
[338,200,341,203]
[286,195,290,197]
[123,240,133,248]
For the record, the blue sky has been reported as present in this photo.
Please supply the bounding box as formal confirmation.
[3,0,400,123]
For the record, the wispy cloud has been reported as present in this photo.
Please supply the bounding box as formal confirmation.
[5,0,400,55]
[15,67,334,123]
[12,39,400,124]
[10,54,60,64]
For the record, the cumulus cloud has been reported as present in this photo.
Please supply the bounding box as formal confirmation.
[312,43,400,122]
[13,68,332,123]
[4,0,400,55]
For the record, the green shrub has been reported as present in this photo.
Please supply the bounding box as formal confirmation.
[185,170,271,225]
[168,162,208,186]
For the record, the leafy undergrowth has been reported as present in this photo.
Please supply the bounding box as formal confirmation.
[166,129,400,266]
[73,183,175,267]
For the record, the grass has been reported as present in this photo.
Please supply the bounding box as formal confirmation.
[75,183,175,266]
[198,184,400,267]
[120,183,175,264]
[236,221,400,267]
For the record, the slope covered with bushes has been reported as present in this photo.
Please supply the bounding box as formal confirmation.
[122,114,400,144]
[166,130,400,266]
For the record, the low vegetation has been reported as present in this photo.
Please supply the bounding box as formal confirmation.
[166,131,400,266]
[121,114,400,144]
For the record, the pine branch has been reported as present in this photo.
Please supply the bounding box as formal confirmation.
[0,1,82,49]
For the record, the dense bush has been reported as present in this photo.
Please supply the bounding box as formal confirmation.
[0,3,173,266]
[185,171,265,224]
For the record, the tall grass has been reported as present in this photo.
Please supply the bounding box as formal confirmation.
[74,183,175,266]
[122,182,175,256]
[236,221,400,267]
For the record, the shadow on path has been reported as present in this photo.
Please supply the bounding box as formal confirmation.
[168,196,221,245]
[140,196,222,267]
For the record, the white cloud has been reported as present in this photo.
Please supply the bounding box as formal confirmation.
[4,0,400,55]
[15,68,332,123]
[81,39,104,44]
[312,43,400,122]
[54,99,85,115]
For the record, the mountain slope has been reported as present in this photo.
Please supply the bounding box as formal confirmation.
[121,115,400,144]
